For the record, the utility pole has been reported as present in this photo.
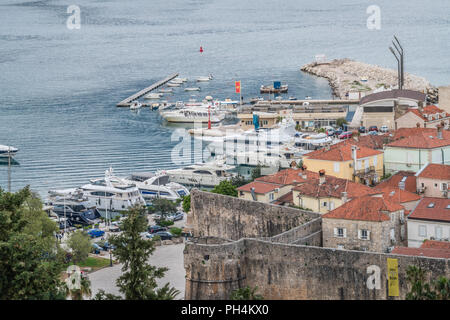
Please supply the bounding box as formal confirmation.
[393,36,404,89]
[390,36,404,90]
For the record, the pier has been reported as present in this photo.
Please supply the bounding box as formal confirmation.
[254,99,359,106]
[117,73,179,107]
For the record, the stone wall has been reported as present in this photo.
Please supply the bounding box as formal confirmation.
[189,189,319,240]
[439,86,450,114]
[184,238,450,300]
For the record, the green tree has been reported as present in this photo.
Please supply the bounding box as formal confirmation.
[182,195,191,213]
[211,180,238,197]
[336,118,347,128]
[406,265,450,300]
[230,286,263,300]
[230,175,249,188]
[0,187,66,299]
[251,165,262,181]
[106,206,179,300]
[149,198,177,220]
[67,230,91,264]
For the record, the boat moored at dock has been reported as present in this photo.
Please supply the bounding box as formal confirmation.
[0,145,18,158]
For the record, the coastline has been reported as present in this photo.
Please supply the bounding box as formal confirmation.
[301,58,438,103]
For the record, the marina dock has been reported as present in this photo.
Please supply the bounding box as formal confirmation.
[254,99,359,106]
[117,73,179,107]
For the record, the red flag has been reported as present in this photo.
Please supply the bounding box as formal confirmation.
[235,81,241,94]
[199,46,203,53]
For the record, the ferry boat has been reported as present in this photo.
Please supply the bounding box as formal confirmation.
[123,171,190,202]
[0,145,18,158]
[166,161,236,187]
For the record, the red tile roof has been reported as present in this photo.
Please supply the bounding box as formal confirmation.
[255,168,318,185]
[273,191,294,206]
[304,140,383,162]
[391,247,450,259]
[387,128,450,149]
[237,181,282,194]
[322,195,403,222]
[293,175,380,199]
[421,240,450,250]
[351,135,387,150]
[403,105,449,122]
[408,197,450,223]
[375,171,417,193]
[417,163,450,180]
[374,187,421,204]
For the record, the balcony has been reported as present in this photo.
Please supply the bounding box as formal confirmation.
[353,166,376,179]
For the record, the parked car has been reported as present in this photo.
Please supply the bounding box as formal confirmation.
[87,228,105,238]
[148,225,168,234]
[109,225,120,232]
[379,125,389,133]
[102,241,116,251]
[153,231,173,240]
[91,243,102,254]
[326,128,335,136]
[334,128,343,136]
[167,211,184,221]
[368,130,378,135]
[338,131,353,139]
[358,126,366,133]
[368,125,378,132]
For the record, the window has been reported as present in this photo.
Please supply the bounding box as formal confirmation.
[421,183,425,187]
[334,162,340,173]
[323,201,327,207]
[373,156,377,166]
[419,225,427,237]
[359,229,370,240]
[269,193,274,201]
[435,226,443,240]
[335,227,346,238]
[442,183,448,191]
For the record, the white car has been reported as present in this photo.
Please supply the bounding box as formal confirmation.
[380,125,389,133]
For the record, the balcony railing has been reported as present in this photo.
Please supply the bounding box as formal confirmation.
[353,166,376,178]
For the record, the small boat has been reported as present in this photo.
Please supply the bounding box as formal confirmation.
[173,77,188,82]
[250,97,264,104]
[184,87,201,92]
[289,96,297,100]
[167,82,181,87]
[0,145,18,158]
[196,74,213,82]
[304,96,312,100]
[145,93,163,99]
[151,103,160,110]
[130,101,142,110]
[159,88,173,93]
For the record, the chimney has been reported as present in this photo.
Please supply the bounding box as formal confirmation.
[300,165,308,180]
[416,122,421,128]
[437,124,443,139]
[319,169,326,185]
[341,192,348,203]
[250,187,256,201]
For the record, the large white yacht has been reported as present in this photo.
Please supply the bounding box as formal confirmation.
[122,172,190,202]
[166,161,236,187]
[160,107,226,123]
[0,145,18,158]
[80,168,146,214]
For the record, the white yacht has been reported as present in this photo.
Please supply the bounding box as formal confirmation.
[167,82,181,87]
[196,74,213,82]
[145,93,163,99]
[166,161,236,187]
[0,145,18,158]
[123,172,190,202]
[160,107,225,123]
[80,168,146,214]
[130,101,142,110]
[184,87,201,92]
[294,132,333,151]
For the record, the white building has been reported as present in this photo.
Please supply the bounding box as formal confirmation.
[407,197,450,248]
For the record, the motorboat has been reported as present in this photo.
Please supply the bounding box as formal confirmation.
[80,167,146,216]
[196,74,213,82]
[145,93,163,99]
[130,101,142,110]
[304,96,312,100]
[0,145,18,158]
[294,132,333,150]
[166,160,236,187]
[167,82,181,87]
[123,172,190,202]
[173,77,188,82]
[151,103,160,110]
[159,88,173,93]
[160,107,226,123]
[184,87,201,92]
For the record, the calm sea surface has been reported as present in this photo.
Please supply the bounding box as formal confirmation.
[0,0,449,196]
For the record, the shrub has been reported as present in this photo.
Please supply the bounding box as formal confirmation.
[151,235,161,242]
[158,219,174,227]
[170,227,182,237]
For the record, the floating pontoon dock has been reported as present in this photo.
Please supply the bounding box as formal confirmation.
[117,73,179,107]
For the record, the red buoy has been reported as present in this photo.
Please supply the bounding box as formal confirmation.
[199,46,203,53]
